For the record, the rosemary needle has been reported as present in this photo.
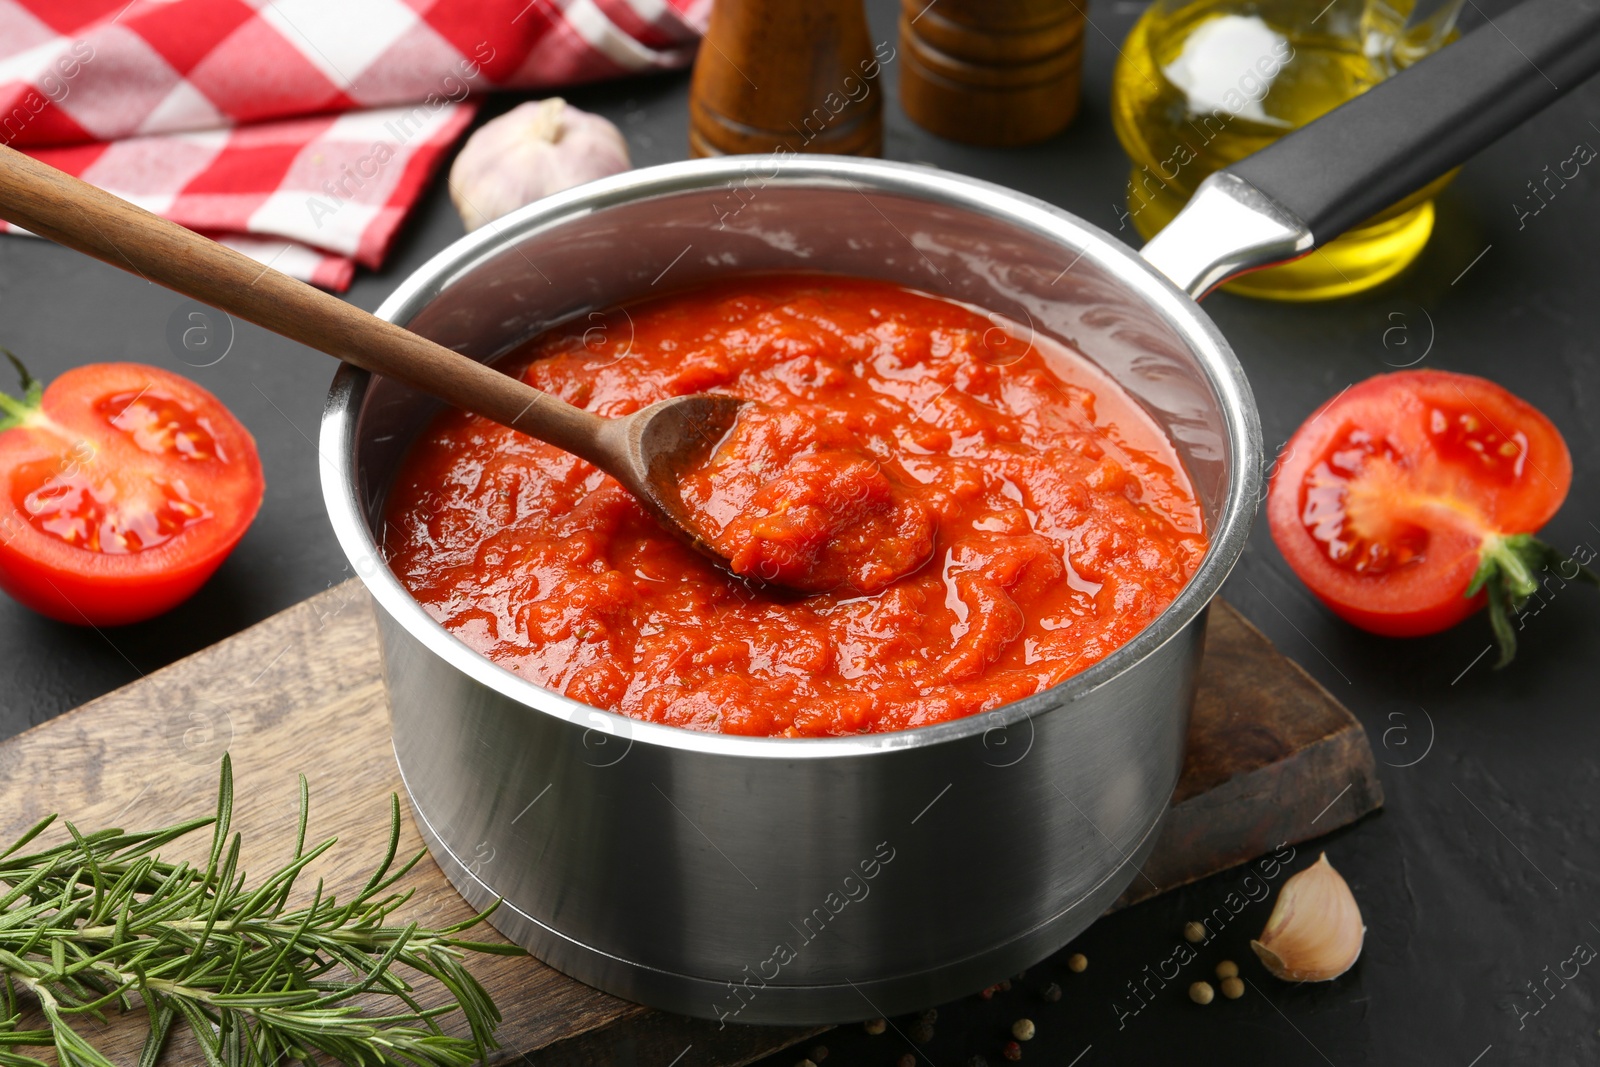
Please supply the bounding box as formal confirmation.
[0,754,523,1067]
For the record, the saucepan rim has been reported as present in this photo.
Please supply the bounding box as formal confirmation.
[319,155,1262,760]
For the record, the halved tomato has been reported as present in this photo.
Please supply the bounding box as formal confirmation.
[1266,369,1593,665]
[0,361,264,625]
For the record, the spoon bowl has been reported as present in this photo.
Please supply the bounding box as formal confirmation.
[604,390,749,569]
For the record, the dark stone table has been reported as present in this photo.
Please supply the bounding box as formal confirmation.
[0,2,1594,1064]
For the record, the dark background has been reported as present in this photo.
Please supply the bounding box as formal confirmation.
[1,1,1596,1064]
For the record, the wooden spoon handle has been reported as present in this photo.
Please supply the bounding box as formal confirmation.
[0,143,606,460]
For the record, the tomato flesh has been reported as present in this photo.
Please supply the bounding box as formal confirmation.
[0,363,264,625]
[97,389,225,462]
[1267,370,1571,637]
[1301,427,1431,575]
[12,458,211,555]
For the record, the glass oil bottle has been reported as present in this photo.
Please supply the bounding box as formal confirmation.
[1110,0,1462,300]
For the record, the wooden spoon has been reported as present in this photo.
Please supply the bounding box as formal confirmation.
[0,143,750,579]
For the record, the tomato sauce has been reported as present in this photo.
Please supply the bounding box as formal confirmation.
[683,403,939,593]
[384,276,1208,737]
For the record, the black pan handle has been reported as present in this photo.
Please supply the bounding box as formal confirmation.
[1142,0,1600,296]
[1235,0,1600,239]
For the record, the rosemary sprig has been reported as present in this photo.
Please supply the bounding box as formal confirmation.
[0,755,523,1067]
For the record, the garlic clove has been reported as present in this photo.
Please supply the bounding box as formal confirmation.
[1250,852,1365,982]
[448,98,632,232]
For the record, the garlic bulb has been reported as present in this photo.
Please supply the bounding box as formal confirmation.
[1250,852,1365,982]
[449,98,631,232]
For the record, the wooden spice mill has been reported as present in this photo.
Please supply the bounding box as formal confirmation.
[687,0,1085,156]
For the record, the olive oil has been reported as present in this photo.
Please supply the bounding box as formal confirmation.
[1110,0,1458,300]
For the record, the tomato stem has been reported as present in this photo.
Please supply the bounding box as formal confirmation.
[1468,533,1600,668]
[0,348,43,431]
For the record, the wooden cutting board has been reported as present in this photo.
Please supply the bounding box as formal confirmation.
[0,581,1380,1066]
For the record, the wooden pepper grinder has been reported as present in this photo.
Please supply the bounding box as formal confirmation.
[689,0,884,157]
[899,0,1085,146]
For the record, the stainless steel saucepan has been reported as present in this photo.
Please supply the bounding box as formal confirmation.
[320,0,1600,1023]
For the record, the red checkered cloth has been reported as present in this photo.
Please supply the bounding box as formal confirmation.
[0,0,709,289]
